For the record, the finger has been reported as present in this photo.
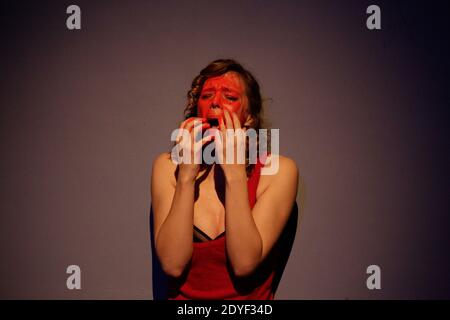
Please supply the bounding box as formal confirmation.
[231,111,241,129]
[184,117,206,130]
[194,135,215,154]
[194,123,211,142]
[219,115,226,133]
[181,117,206,130]
[203,127,219,139]
[177,118,195,142]
[223,109,234,130]
[180,117,195,130]
[200,135,214,145]
[185,118,207,132]
[217,117,227,157]
[176,124,191,143]
[176,128,191,145]
[177,118,203,142]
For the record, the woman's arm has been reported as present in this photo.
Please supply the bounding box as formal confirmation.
[218,109,299,277]
[151,152,195,277]
[151,118,212,277]
[224,155,299,277]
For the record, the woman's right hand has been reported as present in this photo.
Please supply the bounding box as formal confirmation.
[174,117,214,182]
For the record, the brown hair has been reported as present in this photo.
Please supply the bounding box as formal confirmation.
[183,59,270,176]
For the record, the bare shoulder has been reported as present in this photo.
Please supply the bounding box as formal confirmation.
[153,151,173,166]
[151,152,177,187]
[262,154,298,179]
[275,154,298,174]
[257,154,298,197]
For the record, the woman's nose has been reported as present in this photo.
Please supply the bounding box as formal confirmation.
[211,95,222,109]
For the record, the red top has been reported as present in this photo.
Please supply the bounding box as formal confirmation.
[168,156,280,300]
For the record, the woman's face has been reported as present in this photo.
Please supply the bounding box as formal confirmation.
[197,72,249,127]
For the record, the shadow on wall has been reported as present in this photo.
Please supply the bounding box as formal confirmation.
[149,202,299,300]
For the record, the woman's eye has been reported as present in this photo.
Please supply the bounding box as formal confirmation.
[226,96,238,101]
[201,94,212,99]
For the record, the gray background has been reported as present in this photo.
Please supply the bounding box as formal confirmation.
[1,0,449,299]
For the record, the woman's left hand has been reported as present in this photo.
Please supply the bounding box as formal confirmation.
[215,109,247,179]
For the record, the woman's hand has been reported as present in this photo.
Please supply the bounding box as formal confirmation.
[174,117,213,182]
[216,109,247,180]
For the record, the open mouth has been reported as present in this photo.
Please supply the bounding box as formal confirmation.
[207,118,220,128]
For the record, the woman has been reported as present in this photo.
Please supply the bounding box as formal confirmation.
[151,59,298,299]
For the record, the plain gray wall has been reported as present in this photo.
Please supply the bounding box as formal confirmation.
[1,0,449,299]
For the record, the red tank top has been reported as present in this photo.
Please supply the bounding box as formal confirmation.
[168,156,278,300]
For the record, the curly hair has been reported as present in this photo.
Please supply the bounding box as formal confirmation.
[182,59,270,176]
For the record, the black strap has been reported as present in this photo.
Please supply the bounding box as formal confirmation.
[193,225,225,242]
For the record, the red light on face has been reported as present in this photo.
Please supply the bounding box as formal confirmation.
[197,72,247,126]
